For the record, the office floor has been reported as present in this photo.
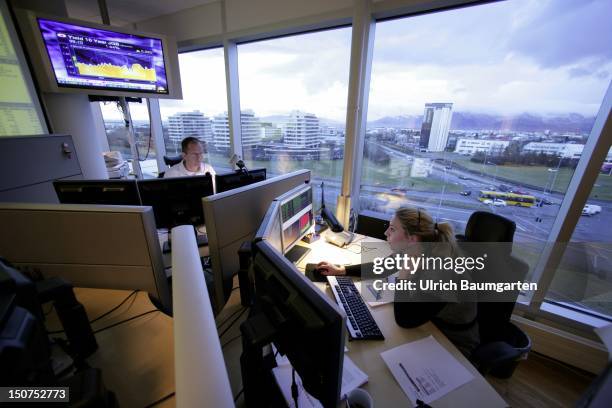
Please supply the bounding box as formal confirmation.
[487,352,595,408]
[217,277,596,408]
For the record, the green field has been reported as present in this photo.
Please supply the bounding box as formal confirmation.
[446,154,612,202]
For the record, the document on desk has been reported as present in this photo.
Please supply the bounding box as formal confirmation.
[272,355,368,407]
[381,335,474,405]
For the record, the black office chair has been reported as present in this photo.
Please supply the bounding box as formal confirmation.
[456,210,516,243]
[163,154,183,167]
[470,255,532,378]
[457,211,531,378]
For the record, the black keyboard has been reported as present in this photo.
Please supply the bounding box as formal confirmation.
[328,276,384,340]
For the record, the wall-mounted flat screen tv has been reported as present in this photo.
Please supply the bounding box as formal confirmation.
[38,18,169,94]
[15,10,182,99]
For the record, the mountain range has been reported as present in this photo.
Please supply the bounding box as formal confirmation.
[366,112,597,133]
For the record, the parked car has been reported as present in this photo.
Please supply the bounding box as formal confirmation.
[483,198,507,207]
[537,197,553,205]
[582,204,602,216]
[460,190,472,196]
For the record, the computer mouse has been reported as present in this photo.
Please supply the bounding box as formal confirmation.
[305,263,328,283]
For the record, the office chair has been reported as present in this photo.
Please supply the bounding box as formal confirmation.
[457,211,531,378]
[163,154,183,167]
[456,211,516,243]
[470,255,532,378]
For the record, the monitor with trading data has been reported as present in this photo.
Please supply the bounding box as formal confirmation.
[15,10,181,99]
[53,179,140,206]
[215,168,267,193]
[138,174,214,229]
[276,184,314,263]
[202,169,310,312]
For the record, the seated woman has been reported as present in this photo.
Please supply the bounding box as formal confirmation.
[317,206,479,357]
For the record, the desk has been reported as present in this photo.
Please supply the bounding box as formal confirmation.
[52,233,506,407]
[294,232,507,407]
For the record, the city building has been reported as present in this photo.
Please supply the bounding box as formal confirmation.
[522,142,585,159]
[167,110,212,145]
[454,138,510,156]
[212,110,261,150]
[212,112,230,149]
[419,103,453,152]
[284,110,321,148]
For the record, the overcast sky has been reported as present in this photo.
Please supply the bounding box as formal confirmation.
[105,0,611,122]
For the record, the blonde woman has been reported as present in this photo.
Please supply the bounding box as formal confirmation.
[317,206,479,356]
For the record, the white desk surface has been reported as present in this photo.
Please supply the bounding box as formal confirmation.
[54,232,506,408]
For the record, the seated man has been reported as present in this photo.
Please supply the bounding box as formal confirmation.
[165,136,216,181]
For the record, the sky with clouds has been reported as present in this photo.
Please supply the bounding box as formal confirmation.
[109,0,611,123]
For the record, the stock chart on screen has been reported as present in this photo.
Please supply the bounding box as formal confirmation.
[37,18,169,94]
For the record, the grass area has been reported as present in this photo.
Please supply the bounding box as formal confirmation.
[451,154,612,201]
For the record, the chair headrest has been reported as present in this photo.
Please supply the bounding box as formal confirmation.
[163,154,183,167]
[465,211,516,243]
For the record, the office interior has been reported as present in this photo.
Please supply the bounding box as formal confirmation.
[0,0,611,406]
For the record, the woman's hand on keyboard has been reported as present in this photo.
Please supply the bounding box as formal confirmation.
[316,261,346,276]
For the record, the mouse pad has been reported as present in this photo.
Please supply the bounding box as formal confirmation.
[305,263,327,283]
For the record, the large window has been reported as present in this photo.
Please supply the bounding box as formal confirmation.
[237,27,352,209]
[158,48,230,172]
[547,161,612,319]
[100,100,158,178]
[360,0,612,320]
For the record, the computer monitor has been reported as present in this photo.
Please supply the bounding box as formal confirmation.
[138,174,214,229]
[53,179,140,205]
[243,238,345,408]
[202,169,310,311]
[0,203,171,313]
[275,184,314,263]
[215,168,266,193]
[254,200,283,254]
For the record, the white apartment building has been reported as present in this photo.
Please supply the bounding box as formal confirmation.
[419,103,453,152]
[167,111,212,145]
[212,110,262,149]
[454,138,510,156]
[284,111,320,148]
[522,142,585,159]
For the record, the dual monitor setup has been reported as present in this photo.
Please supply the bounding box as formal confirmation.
[241,183,345,407]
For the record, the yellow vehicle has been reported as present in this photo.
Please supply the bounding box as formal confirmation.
[479,190,536,207]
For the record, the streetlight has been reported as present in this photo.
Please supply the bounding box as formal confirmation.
[549,156,564,194]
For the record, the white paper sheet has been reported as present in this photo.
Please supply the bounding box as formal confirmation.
[380,335,474,405]
[272,355,368,407]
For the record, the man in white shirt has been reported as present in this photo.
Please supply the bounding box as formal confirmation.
[164,137,216,189]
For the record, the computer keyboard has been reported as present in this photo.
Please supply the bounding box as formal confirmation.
[327,276,384,340]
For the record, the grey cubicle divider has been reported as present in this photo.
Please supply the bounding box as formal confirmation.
[0,203,171,313]
[203,169,311,312]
